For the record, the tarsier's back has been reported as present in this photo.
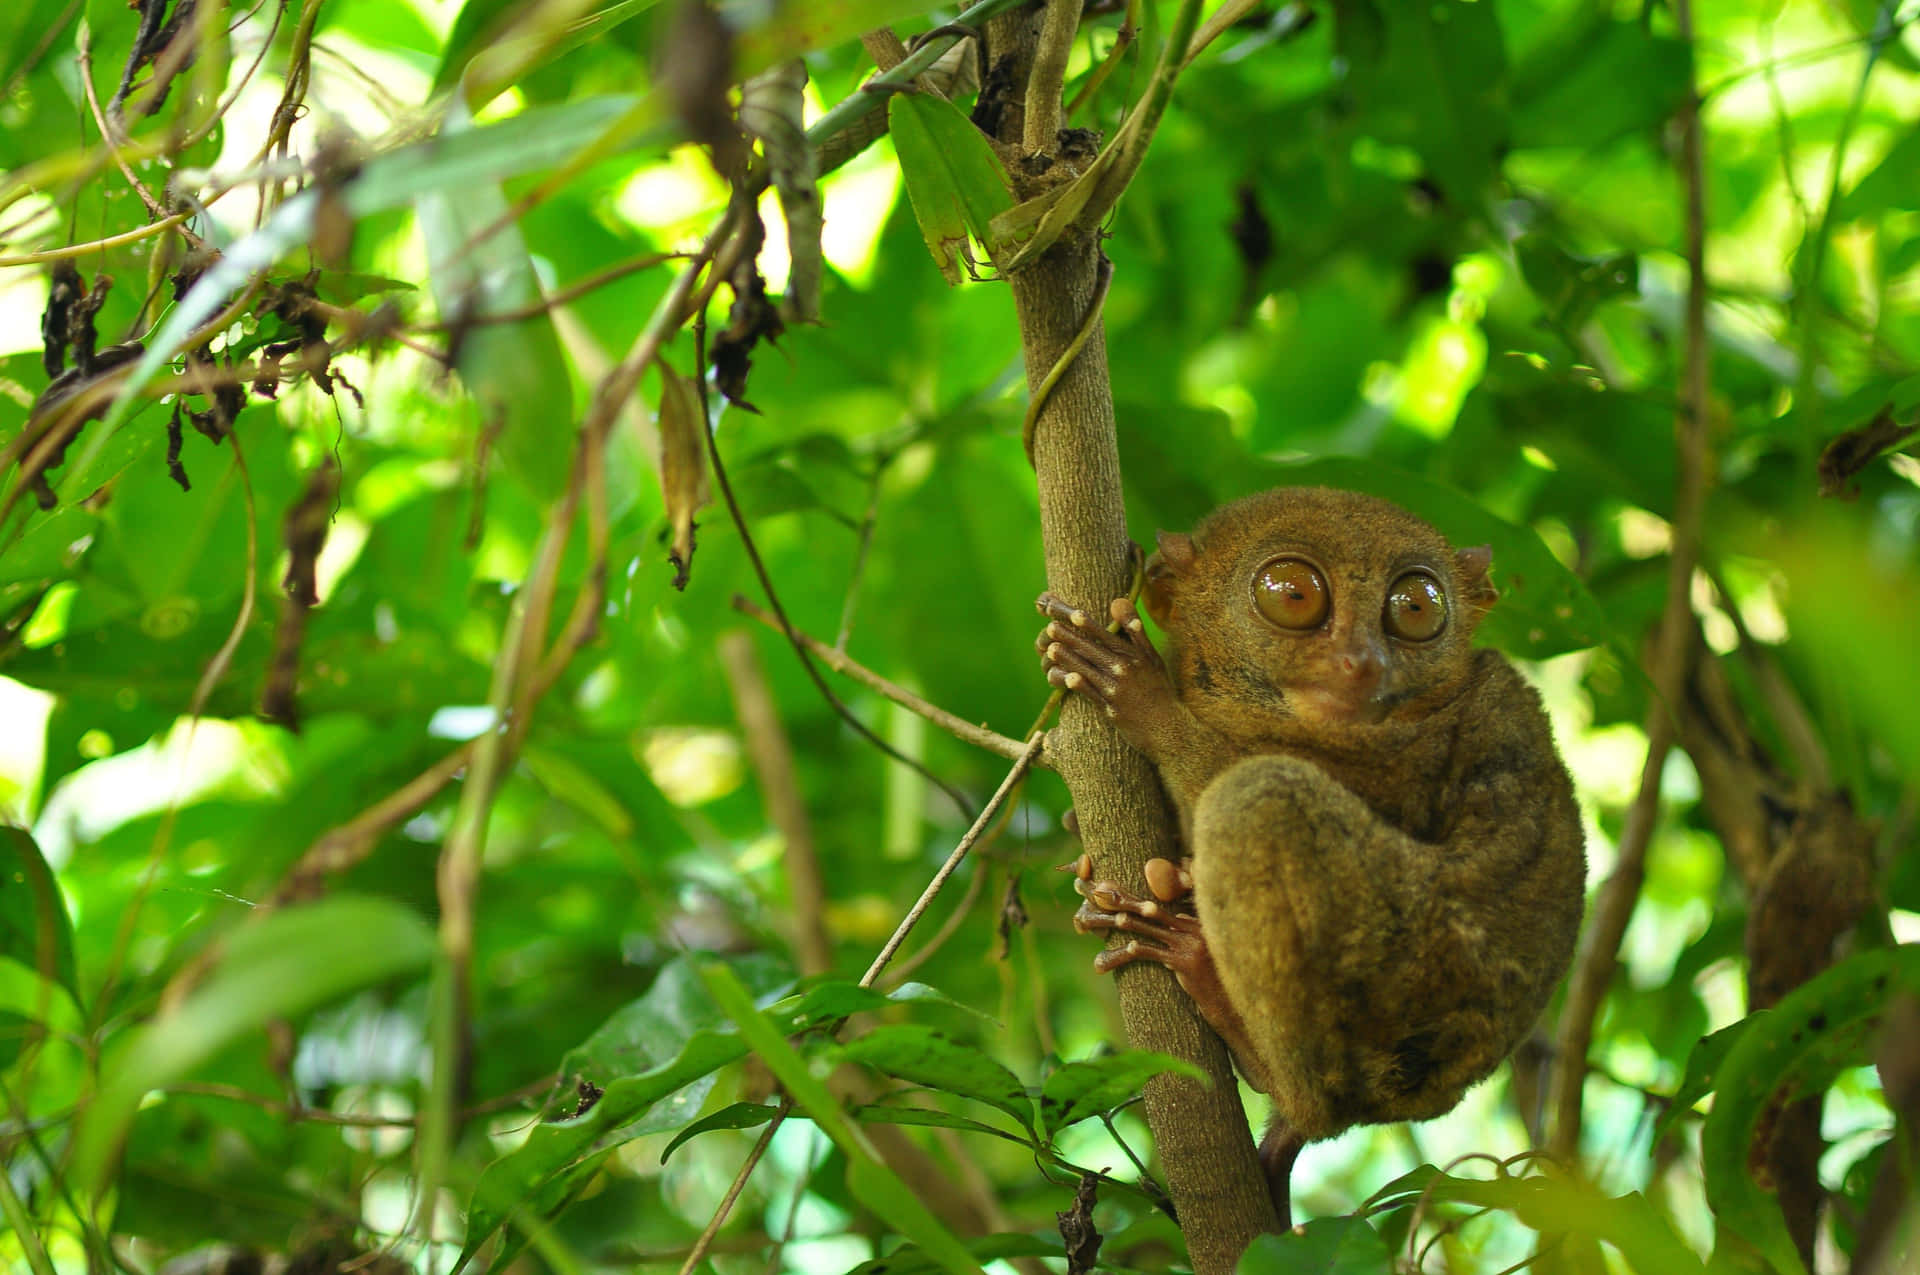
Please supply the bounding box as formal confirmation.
[1158,488,1587,1140]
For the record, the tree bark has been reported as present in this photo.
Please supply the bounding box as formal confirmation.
[987,13,1279,1266]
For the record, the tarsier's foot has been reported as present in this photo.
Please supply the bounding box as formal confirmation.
[1034,592,1179,738]
[1070,870,1269,1078]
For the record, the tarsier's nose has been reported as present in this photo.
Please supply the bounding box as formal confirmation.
[1336,643,1385,692]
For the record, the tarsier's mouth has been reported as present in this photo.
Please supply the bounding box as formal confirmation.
[1287,685,1393,725]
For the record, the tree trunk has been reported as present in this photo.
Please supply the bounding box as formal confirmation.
[985,10,1280,1261]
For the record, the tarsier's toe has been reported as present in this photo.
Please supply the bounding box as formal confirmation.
[1143,857,1193,902]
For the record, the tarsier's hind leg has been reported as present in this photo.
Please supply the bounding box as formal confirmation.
[1192,753,1462,1132]
[1070,858,1302,1218]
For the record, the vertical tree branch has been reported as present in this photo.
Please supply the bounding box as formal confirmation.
[720,630,835,978]
[1023,0,1082,155]
[1547,0,1714,1163]
[987,16,1277,1270]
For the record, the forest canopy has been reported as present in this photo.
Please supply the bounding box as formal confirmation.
[0,0,1918,1273]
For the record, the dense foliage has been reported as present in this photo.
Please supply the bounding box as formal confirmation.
[1,0,1917,1272]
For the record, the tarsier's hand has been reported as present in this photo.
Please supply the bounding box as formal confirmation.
[1035,592,1180,755]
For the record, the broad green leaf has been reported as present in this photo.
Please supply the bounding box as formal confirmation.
[1238,1216,1394,1274]
[1510,18,1689,149]
[836,1023,1034,1133]
[703,962,988,1275]
[70,895,435,1199]
[888,92,1014,285]
[418,102,575,503]
[1700,946,1920,1275]
[1039,1051,1208,1136]
[0,826,77,1001]
[1337,0,1508,205]
[1781,514,1920,778]
[460,1027,749,1263]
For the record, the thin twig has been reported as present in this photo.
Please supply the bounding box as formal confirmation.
[697,319,979,821]
[731,594,1038,764]
[676,1103,791,1275]
[167,1075,554,1127]
[186,432,260,722]
[409,251,686,332]
[882,852,992,985]
[862,732,1045,985]
[835,465,885,650]
[1546,0,1714,1161]
[1066,3,1138,118]
[77,26,175,227]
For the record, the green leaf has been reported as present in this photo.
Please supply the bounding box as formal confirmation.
[1699,946,1920,1275]
[659,1100,783,1163]
[888,92,1014,285]
[1039,1051,1208,1136]
[417,102,576,503]
[461,968,953,1262]
[1237,1216,1394,1274]
[1337,0,1508,205]
[845,1233,1066,1275]
[1367,1167,1706,1274]
[702,962,988,1275]
[851,1103,1036,1145]
[837,1023,1034,1133]
[461,1028,749,1263]
[1654,1019,1747,1149]
[1510,18,1689,149]
[70,895,436,1199]
[0,826,77,1002]
[437,0,662,103]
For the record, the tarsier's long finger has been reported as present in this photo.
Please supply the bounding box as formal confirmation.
[1039,620,1131,676]
[1043,641,1118,700]
[1093,940,1167,975]
[1036,594,1134,659]
[1055,851,1092,878]
[1035,592,1096,629]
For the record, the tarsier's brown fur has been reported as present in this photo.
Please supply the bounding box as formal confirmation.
[1037,487,1586,1219]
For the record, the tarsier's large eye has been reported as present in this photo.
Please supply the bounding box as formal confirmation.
[1253,558,1330,630]
[1384,571,1447,641]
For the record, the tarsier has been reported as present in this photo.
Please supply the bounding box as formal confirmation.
[1035,487,1586,1220]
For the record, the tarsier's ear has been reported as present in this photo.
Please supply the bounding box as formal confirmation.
[1454,545,1498,624]
[1143,530,1196,627]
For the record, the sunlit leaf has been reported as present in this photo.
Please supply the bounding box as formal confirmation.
[889,92,1014,284]
[70,896,436,1200]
